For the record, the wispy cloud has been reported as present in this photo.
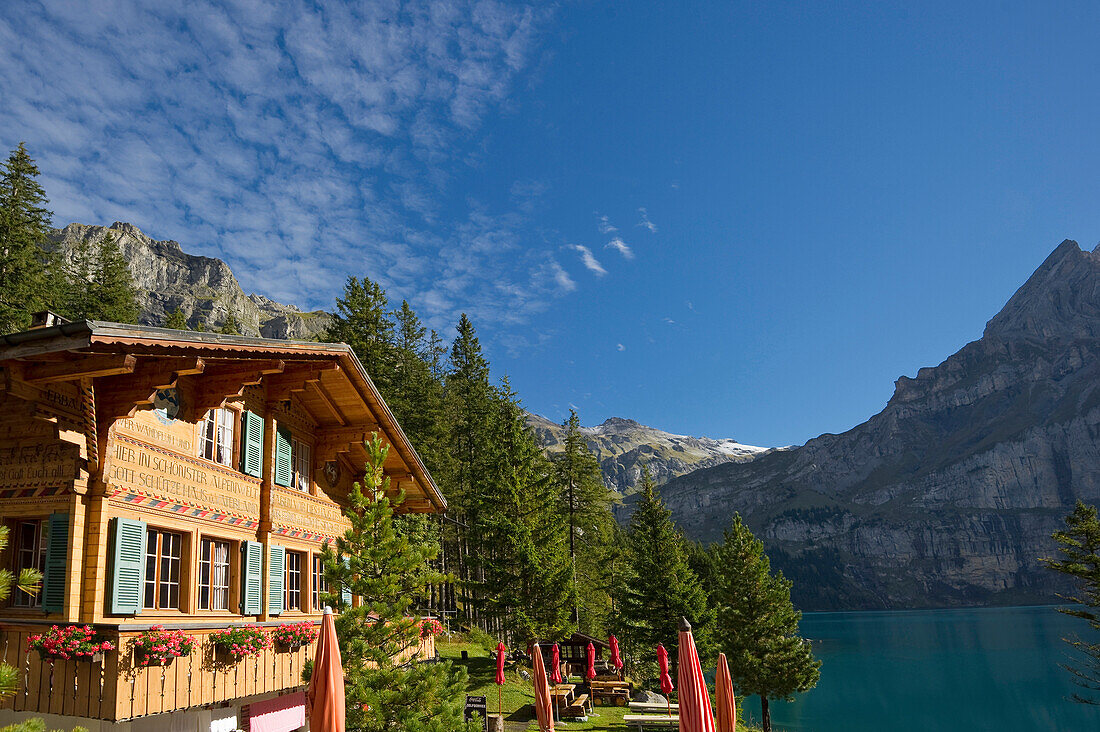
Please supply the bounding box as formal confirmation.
[544,259,576,292]
[597,213,618,234]
[605,236,634,260]
[0,0,559,343]
[637,207,658,232]
[569,244,607,276]
[616,343,626,352]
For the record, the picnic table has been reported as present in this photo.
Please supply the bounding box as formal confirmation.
[589,679,630,706]
[623,714,680,730]
[628,701,680,713]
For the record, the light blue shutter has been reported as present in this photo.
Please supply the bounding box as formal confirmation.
[109,517,147,615]
[42,513,69,613]
[241,541,263,615]
[274,426,293,487]
[341,557,352,608]
[240,410,264,478]
[268,545,285,616]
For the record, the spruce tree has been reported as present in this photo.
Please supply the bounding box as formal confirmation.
[0,144,56,332]
[164,306,188,330]
[324,276,396,393]
[321,434,471,732]
[389,301,447,474]
[615,466,713,673]
[711,514,820,732]
[218,313,241,335]
[476,379,575,643]
[553,409,616,635]
[1041,501,1100,704]
[58,233,139,323]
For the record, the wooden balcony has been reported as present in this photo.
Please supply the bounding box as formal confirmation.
[0,621,435,723]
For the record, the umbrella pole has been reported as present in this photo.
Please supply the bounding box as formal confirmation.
[667,699,671,718]
[498,685,502,718]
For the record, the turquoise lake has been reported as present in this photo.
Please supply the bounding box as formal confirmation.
[740,605,1100,731]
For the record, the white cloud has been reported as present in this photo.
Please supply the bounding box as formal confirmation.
[616,343,626,351]
[569,244,607,276]
[0,0,561,343]
[545,259,576,292]
[663,317,675,325]
[605,236,634,259]
[637,207,658,232]
[597,213,617,234]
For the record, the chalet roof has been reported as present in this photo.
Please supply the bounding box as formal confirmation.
[0,320,445,512]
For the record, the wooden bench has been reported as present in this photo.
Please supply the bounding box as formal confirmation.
[623,714,679,730]
[561,693,589,718]
[628,702,680,713]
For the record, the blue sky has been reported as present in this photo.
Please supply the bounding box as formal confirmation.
[3,1,1100,447]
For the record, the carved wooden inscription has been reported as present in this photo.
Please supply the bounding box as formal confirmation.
[108,435,260,518]
[0,439,81,488]
[271,488,350,540]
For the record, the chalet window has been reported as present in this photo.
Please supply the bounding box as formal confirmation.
[292,438,312,492]
[199,538,231,611]
[311,554,325,610]
[285,551,303,611]
[144,529,182,610]
[12,520,47,608]
[200,408,236,466]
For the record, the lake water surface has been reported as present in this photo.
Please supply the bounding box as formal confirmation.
[740,605,1099,731]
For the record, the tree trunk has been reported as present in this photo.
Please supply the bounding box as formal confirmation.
[761,696,770,732]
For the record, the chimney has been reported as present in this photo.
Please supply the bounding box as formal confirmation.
[29,311,70,330]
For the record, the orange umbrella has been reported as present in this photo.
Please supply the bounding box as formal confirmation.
[307,607,345,732]
[715,653,736,732]
[531,642,555,732]
[677,617,715,732]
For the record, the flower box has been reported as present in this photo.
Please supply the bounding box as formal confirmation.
[132,625,196,667]
[271,621,318,650]
[210,625,269,661]
[27,625,114,663]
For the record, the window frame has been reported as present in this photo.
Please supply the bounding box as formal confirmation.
[285,550,303,611]
[199,406,241,468]
[198,536,233,611]
[311,553,325,612]
[11,520,47,608]
[292,436,312,493]
[143,528,183,611]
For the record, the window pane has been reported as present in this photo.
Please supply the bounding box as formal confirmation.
[13,521,43,608]
[201,412,217,461]
[144,531,158,609]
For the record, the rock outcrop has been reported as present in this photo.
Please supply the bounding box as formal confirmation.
[648,240,1100,610]
[528,413,773,496]
[45,222,331,339]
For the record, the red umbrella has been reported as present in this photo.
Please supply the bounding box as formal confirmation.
[609,635,623,673]
[677,617,715,732]
[550,644,562,685]
[715,652,736,732]
[307,607,345,732]
[532,642,555,732]
[495,642,506,717]
[586,641,597,681]
[657,642,674,716]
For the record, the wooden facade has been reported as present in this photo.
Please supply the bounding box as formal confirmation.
[0,319,445,729]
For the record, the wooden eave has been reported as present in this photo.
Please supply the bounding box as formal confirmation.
[0,320,446,513]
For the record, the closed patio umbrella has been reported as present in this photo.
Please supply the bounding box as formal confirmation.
[677,617,715,732]
[550,644,563,721]
[657,642,674,716]
[532,642,555,732]
[307,607,345,732]
[496,642,506,718]
[609,635,623,675]
[586,641,597,681]
[715,652,736,732]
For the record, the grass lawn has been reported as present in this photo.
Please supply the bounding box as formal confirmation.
[439,639,762,732]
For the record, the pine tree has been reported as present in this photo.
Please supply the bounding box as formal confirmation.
[389,301,447,473]
[324,276,396,394]
[1041,501,1100,704]
[59,234,139,323]
[475,379,575,643]
[711,514,820,732]
[0,144,57,333]
[552,409,616,635]
[0,526,41,696]
[615,467,713,674]
[218,313,241,335]
[164,306,188,330]
[320,434,472,732]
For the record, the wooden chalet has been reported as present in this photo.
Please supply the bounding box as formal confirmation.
[0,315,446,731]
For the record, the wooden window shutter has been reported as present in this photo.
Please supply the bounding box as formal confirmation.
[240,410,264,478]
[268,545,285,616]
[241,541,263,615]
[42,513,69,613]
[109,517,147,615]
[274,426,293,487]
[341,557,352,608]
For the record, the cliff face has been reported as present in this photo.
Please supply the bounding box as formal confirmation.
[46,222,331,339]
[651,240,1100,610]
[528,413,773,496]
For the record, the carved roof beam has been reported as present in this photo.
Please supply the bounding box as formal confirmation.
[22,353,137,384]
[184,360,286,418]
[308,380,347,426]
[263,362,339,401]
[95,357,205,422]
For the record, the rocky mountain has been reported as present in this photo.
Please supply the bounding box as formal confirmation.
[528,413,773,495]
[46,222,331,339]
[647,240,1100,610]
